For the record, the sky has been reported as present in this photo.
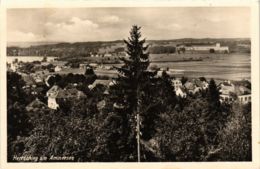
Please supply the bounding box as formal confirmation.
[7,7,250,42]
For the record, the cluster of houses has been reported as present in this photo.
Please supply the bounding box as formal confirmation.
[90,53,114,58]
[89,51,127,58]
[7,56,115,75]
[171,78,209,98]
[25,74,251,112]
[7,61,22,72]
[171,77,251,104]
[46,85,87,109]
[79,63,113,70]
[9,57,251,112]
[25,85,89,111]
[7,59,106,81]
[219,80,251,104]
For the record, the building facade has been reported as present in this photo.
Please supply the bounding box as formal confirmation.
[177,43,229,53]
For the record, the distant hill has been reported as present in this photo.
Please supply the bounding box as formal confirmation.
[7,41,62,48]
[7,38,250,57]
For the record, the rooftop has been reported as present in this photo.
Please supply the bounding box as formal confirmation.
[26,98,46,111]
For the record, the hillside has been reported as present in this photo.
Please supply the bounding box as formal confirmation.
[7,38,251,57]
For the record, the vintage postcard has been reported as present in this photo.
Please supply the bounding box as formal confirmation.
[0,0,259,169]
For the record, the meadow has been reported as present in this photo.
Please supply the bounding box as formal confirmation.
[149,53,251,80]
[7,53,250,81]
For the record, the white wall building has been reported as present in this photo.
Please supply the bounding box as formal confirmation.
[238,94,251,104]
[54,66,62,72]
[46,85,60,109]
[172,79,182,90]
[175,87,187,98]
[178,43,229,53]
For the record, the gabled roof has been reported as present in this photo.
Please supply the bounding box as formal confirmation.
[93,80,111,86]
[184,81,195,90]
[23,75,36,86]
[221,81,233,87]
[234,86,251,96]
[175,86,186,94]
[47,85,86,99]
[47,85,61,97]
[232,80,251,89]
[26,99,46,111]
[56,88,86,99]
[89,80,111,89]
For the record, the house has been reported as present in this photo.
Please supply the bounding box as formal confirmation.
[175,87,187,98]
[22,75,37,88]
[32,74,44,84]
[79,63,89,69]
[46,85,87,109]
[10,62,21,72]
[201,81,209,90]
[104,53,113,57]
[219,81,251,104]
[46,85,61,109]
[156,70,172,77]
[54,66,62,72]
[238,94,251,104]
[156,70,164,77]
[31,86,45,96]
[219,81,235,95]
[41,62,50,66]
[88,79,111,90]
[56,88,86,100]
[172,79,182,90]
[118,52,127,58]
[232,80,251,90]
[171,79,186,98]
[104,65,113,70]
[219,81,235,102]
[193,79,209,90]
[89,63,98,68]
[219,94,233,103]
[109,80,117,87]
[97,100,106,111]
[235,86,251,104]
[26,98,47,112]
[184,81,195,92]
[184,81,201,94]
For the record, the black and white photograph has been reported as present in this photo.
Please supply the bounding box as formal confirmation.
[6,7,254,163]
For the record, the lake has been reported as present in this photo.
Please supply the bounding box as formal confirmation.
[6,56,57,64]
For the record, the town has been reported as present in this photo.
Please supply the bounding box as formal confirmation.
[7,37,252,161]
[7,44,251,112]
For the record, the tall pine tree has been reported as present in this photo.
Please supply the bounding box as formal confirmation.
[95,25,178,161]
[96,25,157,161]
[205,78,224,147]
[207,79,220,111]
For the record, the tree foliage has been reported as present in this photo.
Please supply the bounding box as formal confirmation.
[216,103,251,161]
[7,72,33,161]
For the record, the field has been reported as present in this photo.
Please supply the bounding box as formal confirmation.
[149,53,251,80]
[8,53,250,81]
[102,53,251,81]
[150,53,211,62]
